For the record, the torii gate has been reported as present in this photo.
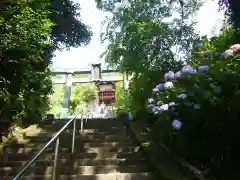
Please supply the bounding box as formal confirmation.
[51,63,129,118]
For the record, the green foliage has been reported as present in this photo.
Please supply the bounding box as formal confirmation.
[114,81,124,113]
[49,83,97,117]
[51,0,92,49]
[217,0,240,48]
[69,84,96,115]
[0,0,54,124]
[0,0,92,129]
[48,85,65,118]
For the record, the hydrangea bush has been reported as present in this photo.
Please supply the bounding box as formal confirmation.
[147,44,240,179]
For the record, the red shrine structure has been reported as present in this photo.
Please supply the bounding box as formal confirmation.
[97,82,116,105]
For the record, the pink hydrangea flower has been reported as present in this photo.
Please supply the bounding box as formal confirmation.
[230,44,240,53]
[222,49,234,59]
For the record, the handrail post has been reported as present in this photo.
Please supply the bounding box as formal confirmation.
[80,116,84,132]
[72,118,76,153]
[12,111,83,180]
[52,137,60,180]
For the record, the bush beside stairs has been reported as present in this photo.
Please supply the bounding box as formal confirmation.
[0,118,155,180]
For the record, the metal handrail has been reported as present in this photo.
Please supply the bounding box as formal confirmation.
[12,110,87,180]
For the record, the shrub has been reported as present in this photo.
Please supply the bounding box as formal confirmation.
[147,44,240,179]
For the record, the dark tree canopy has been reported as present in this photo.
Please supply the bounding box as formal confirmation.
[51,0,92,49]
[218,0,240,28]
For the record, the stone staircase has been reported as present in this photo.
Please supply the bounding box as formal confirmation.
[0,118,155,180]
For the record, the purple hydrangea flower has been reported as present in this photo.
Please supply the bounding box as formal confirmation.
[156,83,164,90]
[153,88,159,92]
[175,71,182,78]
[177,93,187,100]
[193,104,201,110]
[148,98,154,104]
[154,111,158,115]
[164,81,174,89]
[164,71,175,81]
[181,65,196,75]
[169,102,176,107]
[204,50,212,57]
[198,65,210,72]
[152,106,157,112]
[148,104,154,109]
[207,77,212,82]
[159,104,169,111]
[172,120,182,129]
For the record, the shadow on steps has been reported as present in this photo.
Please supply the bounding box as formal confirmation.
[0,118,155,180]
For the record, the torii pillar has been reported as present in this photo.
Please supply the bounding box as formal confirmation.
[60,71,74,118]
[91,63,101,116]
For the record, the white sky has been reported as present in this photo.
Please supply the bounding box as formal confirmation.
[52,0,224,70]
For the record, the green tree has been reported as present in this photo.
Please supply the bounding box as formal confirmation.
[0,0,92,131]
[69,84,96,115]
[101,0,202,115]
[217,0,240,45]
[114,81,124,113]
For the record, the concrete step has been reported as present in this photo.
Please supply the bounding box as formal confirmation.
[2,151,143,161]
[1,164,151,176]
[6,172,153,180]
[0,158,148,167]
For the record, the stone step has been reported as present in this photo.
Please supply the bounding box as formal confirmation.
[39,125,120,134]
[19,134,130,143]
[6,172,153,180]
[82,130,126,136]
[3,151,143,161]
[80,134,130,141]
[84,118,118,124]
[0,158,148,167]
[77,146,141,154]
[1,164,151,176]
[3,146,140,154]
[2,147,70,154]
[3,141,134,149]
[47,119,119,127]
[82,125,120,130]
[80,141,134,148]
[22,129,126,137]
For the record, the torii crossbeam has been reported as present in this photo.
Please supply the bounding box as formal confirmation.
[51,63,129,118]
